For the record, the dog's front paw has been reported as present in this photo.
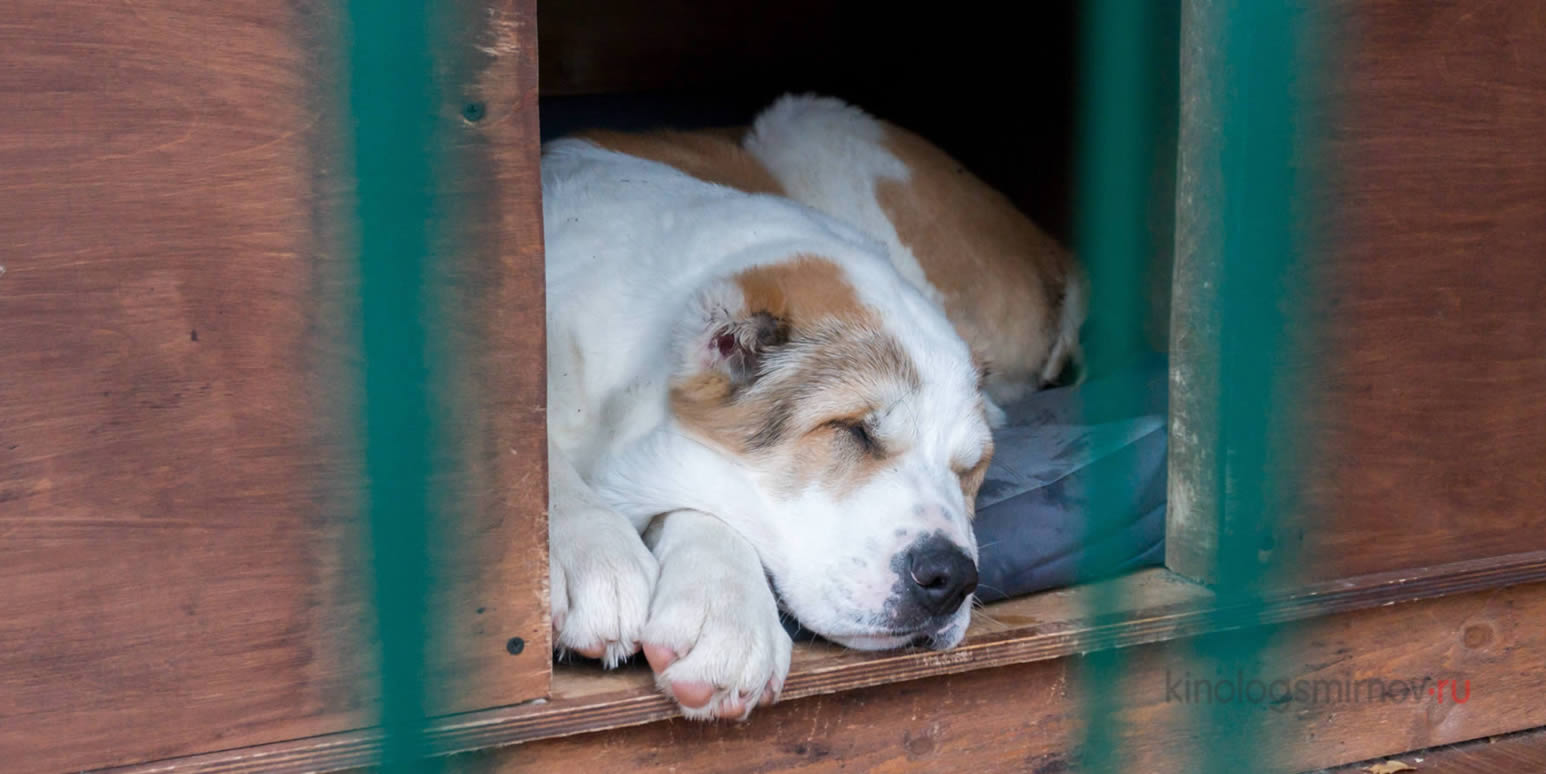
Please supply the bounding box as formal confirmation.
[641,548,792,721]
[550,514,658,668]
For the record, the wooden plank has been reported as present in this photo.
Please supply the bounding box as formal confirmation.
[1166,0,1230,582]
[1319,726,1546,774]
[1298,0,1546,579]
[448,581,1546,774]
[420,0,553,723]
[1168,0,1546,584]
[97,552,1546,773]
[0,2,547,771]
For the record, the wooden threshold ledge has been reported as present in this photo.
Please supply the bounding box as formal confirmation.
[99,549,1546,774]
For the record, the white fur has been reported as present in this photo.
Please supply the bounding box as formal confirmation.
[544,133,988,718]
[547,438,657,667]
[744,96,941,308]
[643,510,791,720]
[744,95,1028,420]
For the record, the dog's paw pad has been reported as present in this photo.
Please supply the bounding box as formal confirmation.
[666,679,715,709]
[643,643,679,672]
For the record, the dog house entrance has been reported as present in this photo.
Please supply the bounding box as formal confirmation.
[537,0,1180,672]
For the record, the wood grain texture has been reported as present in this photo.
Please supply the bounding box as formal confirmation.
[422,0,552,722]
[96,551,1546,773]
[1167,0,1229,582]
[1170,0,1546,583]
[448,581,1546,774]
[1299,0,1546,579]
[0,1,547,770]
[1320,725,1546,774]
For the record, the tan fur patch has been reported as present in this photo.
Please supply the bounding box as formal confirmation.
[875,124,1081,400]
[780,417,897,500]
[956,439,994,506]
[577,127,784,196]
[732,255,874,330]
[669,256,924,501]
[670,255,877,447]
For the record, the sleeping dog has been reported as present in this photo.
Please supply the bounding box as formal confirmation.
[544,95,1083,720]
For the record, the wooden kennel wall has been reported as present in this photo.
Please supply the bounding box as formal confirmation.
[1,0,1544,772]
[1,2,551,771]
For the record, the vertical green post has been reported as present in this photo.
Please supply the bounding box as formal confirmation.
[345,0,442,769]
[1072,1,1177,771]
[1170,0,1321,771]
[1076,0,1319,770]
[1191,1,1318,771]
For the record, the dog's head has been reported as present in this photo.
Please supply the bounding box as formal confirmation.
[667,254,992,650]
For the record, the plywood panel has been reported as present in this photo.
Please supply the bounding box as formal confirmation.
[0,1,547,770]
[1300,0,1546,579]
[1169,0,1546,583]
[423,0,552,723]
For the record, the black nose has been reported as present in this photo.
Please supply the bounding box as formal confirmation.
[904,536,978,617]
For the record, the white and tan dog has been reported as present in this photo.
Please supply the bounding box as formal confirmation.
[544,95,1082,720]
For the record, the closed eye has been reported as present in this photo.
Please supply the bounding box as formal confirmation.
[954,444,994,481]
[830,420,880,455]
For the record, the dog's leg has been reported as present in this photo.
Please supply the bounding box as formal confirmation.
[640,509,792,721]
[548,440,658,667]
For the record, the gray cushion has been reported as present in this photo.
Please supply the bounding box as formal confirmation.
[973,356,1168,602]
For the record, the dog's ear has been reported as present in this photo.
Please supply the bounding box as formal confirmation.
[677,277,791,390]
[706,310,788,387]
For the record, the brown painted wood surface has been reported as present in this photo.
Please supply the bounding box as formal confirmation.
[449,580,1546,774]
[96,552,1546,773]
[1302,1,1546,578]
[1170,0,1546,583]
[0,2,548,771]
[1321,725,1546,774]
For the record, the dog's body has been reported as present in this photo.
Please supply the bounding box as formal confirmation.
[544,96,1082,719]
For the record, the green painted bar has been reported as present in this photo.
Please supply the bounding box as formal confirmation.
[1182,2,1321,772]
[1071,1,1177,771]
[344,0,443,769]
[1075,0,1320,770]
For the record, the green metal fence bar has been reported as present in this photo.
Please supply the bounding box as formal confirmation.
[1076,0,1320,770]
[345,1,443,768]
[1183,1,1320,771]
[1072,1,1178,771]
